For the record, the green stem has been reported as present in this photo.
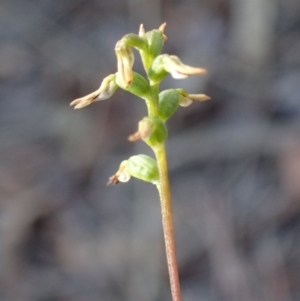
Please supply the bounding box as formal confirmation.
[144,82,160,116]
[145,73,181,301]
[154,145,182,301]
[144,97,157,116]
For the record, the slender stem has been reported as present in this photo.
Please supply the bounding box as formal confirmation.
[154,145,182,301]
[144,70,181,301]
[144,82,160,116]
[144,97,157,116]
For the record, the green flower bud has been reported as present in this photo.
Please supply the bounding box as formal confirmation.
[145,30,164,60]
[129,116,167,147]
[127,155,159,184]
[137,23,167,71]
[145,23,167,59]
[158,89,181,122]
[107,155,159,185]
[147,54,169,83]
[116,71,150,98]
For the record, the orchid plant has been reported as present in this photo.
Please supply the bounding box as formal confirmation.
[70,23,209,301]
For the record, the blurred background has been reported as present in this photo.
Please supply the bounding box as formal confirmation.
[1,0,300,300]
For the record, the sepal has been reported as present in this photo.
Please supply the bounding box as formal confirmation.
[70,74,118,109]
[158,89,181,121]
[116,72,150,98]
[115,40,134,87]
[176,89,210,107]
[145,23,167,60]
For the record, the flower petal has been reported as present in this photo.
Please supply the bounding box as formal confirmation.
[115,40,134,87]
[179,93,211,107]
[163,55,207,78]
[70,74,118,109]
[188,94,211,102]
[70,90,101,109]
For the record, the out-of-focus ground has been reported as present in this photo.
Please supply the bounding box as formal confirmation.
[1,0,300,300]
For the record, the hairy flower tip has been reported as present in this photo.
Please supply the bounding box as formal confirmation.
[158,22,167,41]
[163,55,207,79]
[70,74,118,109]
[115,40,134,88]
[139,24,145,37]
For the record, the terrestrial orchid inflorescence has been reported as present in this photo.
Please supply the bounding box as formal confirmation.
[70,23,209,301]
[70,23,209,183]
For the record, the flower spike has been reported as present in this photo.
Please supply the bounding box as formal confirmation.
[70,74,118,109]
[71,24,210,301]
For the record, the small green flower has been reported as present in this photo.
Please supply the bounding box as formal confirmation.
[107,155,159,185]
[137,23,168,70]
[128,116,167,147]
[148,54,207,83]
[145,22,167,61]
